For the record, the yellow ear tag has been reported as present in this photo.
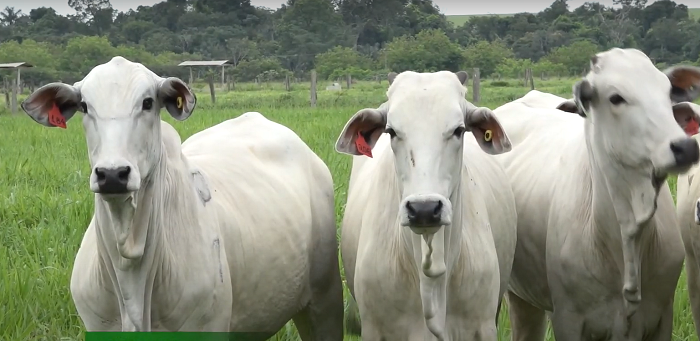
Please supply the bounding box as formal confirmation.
[176,96,183,109]
[484,129,493,142]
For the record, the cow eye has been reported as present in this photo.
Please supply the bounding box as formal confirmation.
[80,102,88,113]
[384,127,397,138]
[142,98,154,111]
[453,126,466,138]
[609,94,626,105]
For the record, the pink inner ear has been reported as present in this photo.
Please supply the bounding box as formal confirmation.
[685,117,699,136]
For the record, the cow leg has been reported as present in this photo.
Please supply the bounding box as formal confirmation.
[293,240,344,340]
[507,291,547,341]
[293,267,344,340]
[549,307,584,341]
[644,299,674,341]
[685,250,700,336]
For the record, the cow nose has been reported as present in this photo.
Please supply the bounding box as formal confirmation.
[95,166,131,194]
[670,137,700,168]
[406,200,443,226]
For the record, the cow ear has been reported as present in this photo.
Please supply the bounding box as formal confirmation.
[673,102,700,136]
[455,71,469,85]
[388,72,398,85]
[664,65,700,103]
[572,79,595,118]
[21,82,81,128]
[465,106,512,155]
[158,77,196,121]
[335,104,388,157]
[556,99,579,114]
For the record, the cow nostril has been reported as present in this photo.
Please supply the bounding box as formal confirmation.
[117,166,131,181]
[432,200,443,218]
[95,167,106,181]
[406,202,417,219]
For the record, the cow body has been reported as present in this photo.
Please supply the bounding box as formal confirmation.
[489,48,700,340]
[673,102,700,336]
[335,71,517,340]
[22,57,343,339]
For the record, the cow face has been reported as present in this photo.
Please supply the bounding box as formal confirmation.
[21,56,196,199]
[335,71,511,235]
[557,49,700,178]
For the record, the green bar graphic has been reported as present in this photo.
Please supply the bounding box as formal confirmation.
[85,332,269,341]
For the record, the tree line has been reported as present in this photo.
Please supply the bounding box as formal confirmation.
[0,0,697,86]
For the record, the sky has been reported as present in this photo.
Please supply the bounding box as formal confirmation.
[6,0,700,16]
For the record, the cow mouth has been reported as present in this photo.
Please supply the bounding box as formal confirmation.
[409,225,443,236]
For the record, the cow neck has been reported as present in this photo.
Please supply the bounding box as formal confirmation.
[93,142,204,331]
[386,153,463,341]
[584,118,660,326]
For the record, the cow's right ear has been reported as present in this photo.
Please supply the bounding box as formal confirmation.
[556,99,579,114]
[335,104,388,157]
[21,82,81,128]
[572,79,595,118]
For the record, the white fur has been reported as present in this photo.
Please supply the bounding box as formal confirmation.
[335,71,517,340]
[676,103,700,337]
[20,57,344,337]
[492,48,700,340]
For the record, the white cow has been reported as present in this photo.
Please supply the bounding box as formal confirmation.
[20,56,344,338]
[489,48,700,340]
[335,70,517,340]
[674,102,700,337]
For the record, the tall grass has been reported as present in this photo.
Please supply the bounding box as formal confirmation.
[0,77,695,340]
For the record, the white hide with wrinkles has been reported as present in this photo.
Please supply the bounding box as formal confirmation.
[675,103,700,337]
[20,56,344,338]
[336,71,517,340]
[490,48,700,340]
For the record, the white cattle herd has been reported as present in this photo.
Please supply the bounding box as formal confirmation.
[17,48,700,340]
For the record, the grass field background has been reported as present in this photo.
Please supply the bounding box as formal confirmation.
[445,7,700,26]
[0,76,696,340]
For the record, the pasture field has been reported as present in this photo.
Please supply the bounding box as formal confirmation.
[0,77,695,340]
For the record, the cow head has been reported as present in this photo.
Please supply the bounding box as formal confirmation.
[21,56,196,199]
[335,71,511,235]
[557,49,700,179]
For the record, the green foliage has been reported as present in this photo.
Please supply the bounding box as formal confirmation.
[463,40,514,77]
[0,1,699,87]
[544,40,600,74]
[315,46,374,80]
[233,57,286,82]
[382,29,464,72]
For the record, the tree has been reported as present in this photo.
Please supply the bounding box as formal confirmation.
[381,29,464,73]
[544,39,600,74]
[315,46,373,79]
[462,40,514,77]
[68,0,112,22]
[0,7,23,26]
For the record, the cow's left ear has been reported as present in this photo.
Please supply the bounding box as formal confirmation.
[158,77,196,121]
[673,101,700,136]
[465,106,511,155]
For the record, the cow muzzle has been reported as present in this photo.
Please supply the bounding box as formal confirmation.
[399,194,452,234]
[90,160,141,196]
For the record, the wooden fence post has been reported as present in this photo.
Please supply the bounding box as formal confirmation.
[528,68,535,90]
[472,68,480,104]
[310,70,317,108]
[346,74,352,89]
[285,75,291,91]
[207,75,216,104]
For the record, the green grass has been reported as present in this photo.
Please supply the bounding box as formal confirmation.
[689,8,700,19]
[447,8,700,26]
[0,77,696,340]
